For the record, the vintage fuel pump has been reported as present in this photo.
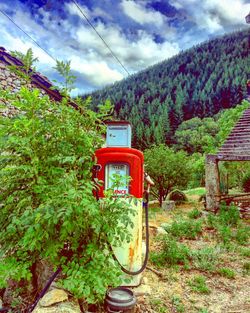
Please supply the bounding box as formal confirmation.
[94,121,152,286]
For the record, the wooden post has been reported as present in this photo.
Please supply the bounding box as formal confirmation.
[205,155,220,211]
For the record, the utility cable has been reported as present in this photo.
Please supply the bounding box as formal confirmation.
[0,9,57,62]
[72,0,130,76]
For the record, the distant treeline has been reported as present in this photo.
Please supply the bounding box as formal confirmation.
[83,29,250,150]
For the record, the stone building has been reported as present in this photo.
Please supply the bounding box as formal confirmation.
[0,46,62,116]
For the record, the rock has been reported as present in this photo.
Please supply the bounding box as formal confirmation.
[160,222,170,229]
[39,289,68,307]
[133,284,152,296]
[33,300,81,313]
[162,200,175,211]
[156,227,167,235]
[141,277,148,285]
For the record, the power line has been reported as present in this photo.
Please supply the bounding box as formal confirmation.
[0,9,57,62]
[72,0,130,76]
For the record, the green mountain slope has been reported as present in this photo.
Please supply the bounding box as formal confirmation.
[86,29,250,150]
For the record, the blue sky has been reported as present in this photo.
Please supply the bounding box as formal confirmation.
[0,0,249,96]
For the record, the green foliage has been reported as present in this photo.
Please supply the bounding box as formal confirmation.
[150,235,191,267]
[218,203,240,227]
[175,117,219,154]
[242,171,250,192]
[87,29,249,150]
[171,295,185,313]
[149,298,168,313]
[239,247,250,257]
[144,145,191,206]
[234,225,250,245]
[188,208,201,219]
[188,275,210,294]
[198,309,209,313]
[10,48,38,80]
[164,219,203,240]
[191,247,219,271]
[218,267,236,279]
[160,236,190,266]
[205,204,249,246]
[184,187,206,196]
[0,87,134,302]
[53,60,77,94]
[167,189,187,203]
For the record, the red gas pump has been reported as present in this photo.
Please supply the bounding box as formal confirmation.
[94,121,152,286]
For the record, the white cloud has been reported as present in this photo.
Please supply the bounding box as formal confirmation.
[170,0,250,33]
[65,2,91,19]
[120,0,166,27]
[70,55,123,86]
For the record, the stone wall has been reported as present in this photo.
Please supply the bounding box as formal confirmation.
[0,60,48,117]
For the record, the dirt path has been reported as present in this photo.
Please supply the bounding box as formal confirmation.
[135,203,250,313]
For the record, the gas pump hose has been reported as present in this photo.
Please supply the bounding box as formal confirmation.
[108,191,150,276]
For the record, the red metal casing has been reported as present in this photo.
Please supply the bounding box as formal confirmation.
[95,147,144,198]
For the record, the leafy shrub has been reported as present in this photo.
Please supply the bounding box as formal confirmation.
[0,88,133,303]
[171,295,185,313]
[239,247,250,257]
[188,208,201,219]
[192,247,219,271]
[218,267,236,279]
[168,189,187,203]
[242,171,250,192]
[218,203,240,227]
[217,225,233,244]
[188,275,210,294]
[164,219,203,239]
[150,236,191,267]
[234,225,250,245]
[206,213,218,229]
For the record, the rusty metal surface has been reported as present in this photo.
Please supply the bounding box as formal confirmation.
[113,198,143,286]
[217,107,250,160]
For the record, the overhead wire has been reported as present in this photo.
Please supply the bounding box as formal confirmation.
[0,9,57,62]
[72,0,130,76]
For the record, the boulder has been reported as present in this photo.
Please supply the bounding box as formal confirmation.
[33,300,81,313]
[39,289,68,307]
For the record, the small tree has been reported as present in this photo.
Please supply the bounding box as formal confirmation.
[144,144,191,206]
[0,87,134,304]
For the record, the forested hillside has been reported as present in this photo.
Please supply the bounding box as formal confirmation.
[85,29,249,150]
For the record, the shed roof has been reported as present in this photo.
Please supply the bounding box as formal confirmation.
[217,104,250,161]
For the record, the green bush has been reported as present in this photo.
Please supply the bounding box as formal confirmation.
[217,225,233,244]
[188,275,210,294]
[188,208,201,219]
[192,247,219,271]
[218,267,236,279]
[164,219,203,239]
[239,247,250,257]
[234,225,250,245]
[171,296,185,313]
[218,203,240,227]
[0,88,133,303]
[168,189,188,203]
[242,171,250,192]
[150,236,191,267]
